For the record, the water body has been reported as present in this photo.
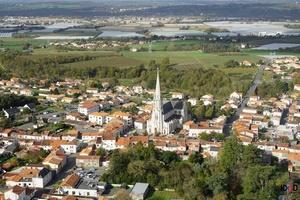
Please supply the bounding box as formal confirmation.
[31,23,83,33]
[35,36,93,40]
[150,28,207,37]
[0,32,13,37]
[98,31,144,38]
[253,43,300,50]
[205,21,300,36]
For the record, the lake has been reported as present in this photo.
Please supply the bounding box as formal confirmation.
[150,28,207,37]
[35,36,93,40]
[253,43,300,50]
[205,21,300,36]
[98,31,144,38]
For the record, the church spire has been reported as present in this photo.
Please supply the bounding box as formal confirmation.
[149,68,163,134]
[155,68,161,102]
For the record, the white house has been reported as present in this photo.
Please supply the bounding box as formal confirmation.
[78,101,99,116]
[171,92,185,99]
[88,112,109,125]
[188,98,198,106]
[101,135,117,150]
[132,86,144,94]
[86,88,99,94]
[134,118,147,133]
[42,150,67,173]
[294,84,300,91]
[230,92,243,101]
[60,140,79,154]
[4,186,35,200]
[200,94,214,106]
[58,173,98,198]
[242,107,257,114]
[5,166,52,188]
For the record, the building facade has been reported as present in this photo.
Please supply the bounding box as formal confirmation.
[147,69,188,135]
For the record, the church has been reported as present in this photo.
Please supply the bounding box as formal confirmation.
[147,69,189,135]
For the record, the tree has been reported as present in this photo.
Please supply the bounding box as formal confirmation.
[22,108,32,114]
[239,165,278,200]
[188,152,204,165]
[207,172,229,196]
[205,106,214,119]
[182,178,206,200]
[0,115,12,128]
[219,136,243,172]
[240,144,262,167]
[225,60,240,68]
[96,147,107,158]
[159,151,180,165]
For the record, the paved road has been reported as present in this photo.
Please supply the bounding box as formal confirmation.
[223,65,265,136]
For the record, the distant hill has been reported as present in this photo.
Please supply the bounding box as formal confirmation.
[0,1,299,20]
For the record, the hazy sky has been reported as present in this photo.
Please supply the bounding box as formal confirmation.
[0,0,298,2]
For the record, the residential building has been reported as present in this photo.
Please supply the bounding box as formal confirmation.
[42,150,67,173]
[4,186,35,200]
[5,165,52,188]
[88,112,109,125]
[78,101,99,116]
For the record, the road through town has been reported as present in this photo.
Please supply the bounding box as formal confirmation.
[223,65,265,136]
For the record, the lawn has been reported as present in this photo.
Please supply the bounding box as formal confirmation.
[147,191,182,200]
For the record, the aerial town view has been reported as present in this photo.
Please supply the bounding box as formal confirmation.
[0,0,300,200]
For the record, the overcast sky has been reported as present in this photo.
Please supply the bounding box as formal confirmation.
[0,0,298,2]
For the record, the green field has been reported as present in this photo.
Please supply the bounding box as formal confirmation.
[1,37,299,85]
[32,49,261,70]
[32,49,118,57]
[123,51,261,69]
[0,38,48,50]
[147,191,182,200]
[62,55,143,68]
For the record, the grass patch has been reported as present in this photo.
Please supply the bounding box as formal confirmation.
[147,191,182,200]
[119,79,137,86]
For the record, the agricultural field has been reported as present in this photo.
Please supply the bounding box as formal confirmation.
[1,37,299,88]
[0,38,48,50]
[32,48,262,70]
[122,51,261,69]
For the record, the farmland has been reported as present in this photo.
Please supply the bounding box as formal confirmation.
[122,51,261,69]
[1,37,299,94]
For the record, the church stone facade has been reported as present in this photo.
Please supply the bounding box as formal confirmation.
[147,69,188,135]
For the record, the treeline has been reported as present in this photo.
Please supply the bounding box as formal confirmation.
[0,51,97,78]
[0,94,38,110]
[160,43,239,53]
[102,136,288,200]
[0,52,247,98]
[256,80,293,98]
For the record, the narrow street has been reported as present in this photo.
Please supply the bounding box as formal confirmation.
[223,65,265,136]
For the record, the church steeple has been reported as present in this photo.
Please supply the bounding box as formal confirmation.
[149,68,163,134]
